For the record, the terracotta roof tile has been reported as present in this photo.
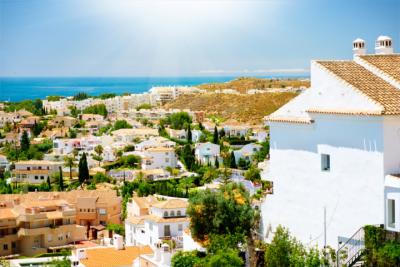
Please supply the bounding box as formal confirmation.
[80,246,152,267]
[316,60,400,115]
[358,54,400,83]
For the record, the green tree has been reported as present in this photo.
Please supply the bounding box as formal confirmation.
[171,251,202,267]
[182,144,195,171]
[187,183,254,244]
[113,120,132,130]
[106,223,125,236]
[205,249,243,267]
[187,124,192,143]
[58,166,64,191]
[78,153,89,184]
[245,166,261,182]
[83,104,108,117]
[73,92,90,101]
[213,126,219,144]
[214,157,219,169]
[229,151,237,169]
[20,130,30,151]
[63,156,75,181]
[94,145,104,166]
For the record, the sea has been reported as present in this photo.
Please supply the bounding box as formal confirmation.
[0,75,308,102]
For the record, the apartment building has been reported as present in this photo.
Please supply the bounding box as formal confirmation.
[11,160,63,184]
[0,198,86,257]
[0,190,121,257]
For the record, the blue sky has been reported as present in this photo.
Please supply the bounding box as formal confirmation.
[0,0,399,77]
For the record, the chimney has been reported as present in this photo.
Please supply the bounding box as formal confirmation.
[353,38,366,56]
[375,35,394,54]
[113,234,124,250]
[161,243,171,265]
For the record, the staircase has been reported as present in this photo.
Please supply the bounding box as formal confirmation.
[337,227,365,267]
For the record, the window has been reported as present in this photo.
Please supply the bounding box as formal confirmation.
[321,154,330,171]
[170,211,175,217]
[35,176,39,180]
[164,211,168,217]
[11,242,16,249]
[178,224,183,231]
[40,176,44,180]
[149,222,153,231]
[48,234,52,242]
[3,244,8,250]
[177,210,181,216]
[388,199,396,228]
[99,208,107,215]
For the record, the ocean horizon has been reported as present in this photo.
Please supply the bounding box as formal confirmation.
[0,75,309,102]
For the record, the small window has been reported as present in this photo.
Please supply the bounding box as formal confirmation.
[178,224,183,231]
[164,211,168,217]
[388,199,396,228]
[177,210,181,216]
[3,244,8,250]
[170,211,175,217]
[321,154,330,171]
[35,176,39,180]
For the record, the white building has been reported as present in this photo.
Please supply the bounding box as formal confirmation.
[135,137,176,152]
[261,36,400,247]
[233,143,262,164]
[137,147,178,170]
[112,128,159,143]
[125,196,189,249]
[194,142,220,165]
[11,160,63,184]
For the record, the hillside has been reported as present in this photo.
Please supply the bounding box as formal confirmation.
[164,92,298,124]
[198,77,310,94]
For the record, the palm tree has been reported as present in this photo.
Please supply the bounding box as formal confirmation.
[64,156,76,181]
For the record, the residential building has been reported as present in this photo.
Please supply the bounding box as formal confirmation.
[11,160,63,184]
[261,36,400,247]
[233,143,262,164]
[137,147,178,170]
[112,128,159,143]
[134,137,176,152]
[125,196,189,249]
[0,199,86,257]
[194,142,220,165]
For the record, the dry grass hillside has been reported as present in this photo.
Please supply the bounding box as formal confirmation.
[164,92,298,124]
[198,77,310,94]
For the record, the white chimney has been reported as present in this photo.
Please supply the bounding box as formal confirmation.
[161,243,171,265]
[154,242,162,261]
[375,35,393,54]
[353,38,366,56]
[74,248,88,260]
[113,234,124,250]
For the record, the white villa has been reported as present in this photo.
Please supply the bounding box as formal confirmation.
[134,137,176,151]
[233,143,262,164]
[125,196,189,248]
[261,36,400,247]
[136,147,178,170]
[194,142,220,165]
[11,160,63,184]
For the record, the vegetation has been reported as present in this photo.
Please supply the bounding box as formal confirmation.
[98,93,116,99]
[78,153,89,184]
[113,120,132,130]
[103,155,141,171]
[136,103,152,110]
[264,225,331,267]
[4,99,45,115]
[164,92,299,124]
[198,77,309,94]
[83,103,108,117]
[160,111,192,130]
[364,225,400,267]
[73,92,90,101]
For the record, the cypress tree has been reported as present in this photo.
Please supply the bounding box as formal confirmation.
[187,124,192,143]
[215,157,219,169]
[230,151,237,169]
[20,130,30,151]
[78,153,89,184]
[213,126,219,144]
[46,176,51,190]
[59,166,64,191]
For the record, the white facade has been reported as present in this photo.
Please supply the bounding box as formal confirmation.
[233,143,262,164]
[261,46,400,247]
[125,197,189,249]
[137,148,178,170]
[194,142,220,165]
[12,160,63,184]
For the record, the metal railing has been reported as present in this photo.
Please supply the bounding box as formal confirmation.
[337,227,365,267]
